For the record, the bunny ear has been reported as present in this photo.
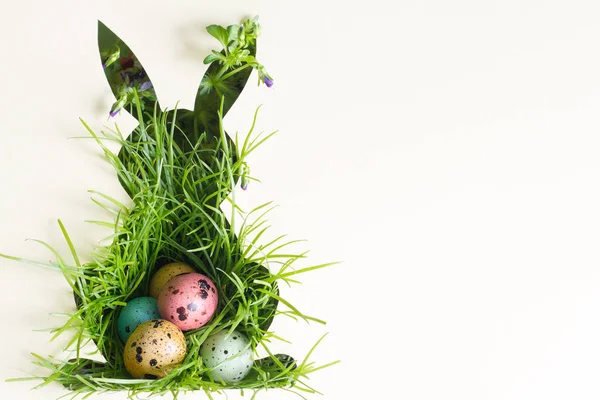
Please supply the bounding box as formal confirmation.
[98,21,159,119]
[192,42,257,138]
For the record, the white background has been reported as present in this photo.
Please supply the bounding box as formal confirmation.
[2,0,600,399]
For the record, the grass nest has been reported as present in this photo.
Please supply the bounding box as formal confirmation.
[4,99,338,398]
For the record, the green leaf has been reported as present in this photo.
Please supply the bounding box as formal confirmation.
[227,39,239,54]
[203,53,220,64]
[227,24,240,42]
[206,25,229,48]
[227,25,240,52]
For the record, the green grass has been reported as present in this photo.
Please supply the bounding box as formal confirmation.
[3,98,339,399]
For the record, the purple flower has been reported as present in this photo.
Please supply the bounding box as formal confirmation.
[263,76,274,87]
[140,81,153,91]
[109,89,130,118]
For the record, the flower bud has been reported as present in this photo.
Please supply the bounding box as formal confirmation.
[240,162,250,190]
[102,45,120,69]
[109,92,129,117]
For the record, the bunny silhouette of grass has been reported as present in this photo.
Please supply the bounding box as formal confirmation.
[3,98,338,398]
[3,17,339,398]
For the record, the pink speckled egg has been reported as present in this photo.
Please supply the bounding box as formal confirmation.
[157,272,218,331]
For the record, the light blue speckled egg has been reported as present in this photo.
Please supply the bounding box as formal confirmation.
[117,297,161,342]
[200,330,253,384]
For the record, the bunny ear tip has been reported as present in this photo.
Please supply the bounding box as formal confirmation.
[98,20,114,36]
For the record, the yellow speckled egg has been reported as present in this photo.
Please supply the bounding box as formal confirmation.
[123,319,187,379]
[149,262,196,298]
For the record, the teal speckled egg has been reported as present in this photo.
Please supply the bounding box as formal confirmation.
[117,297,161,342]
